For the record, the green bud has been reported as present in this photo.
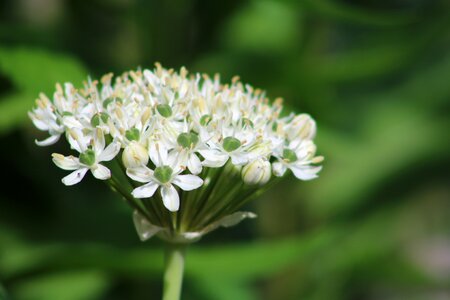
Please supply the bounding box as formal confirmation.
[90,112,109,127]
[272,121,278,132]
[177,132,199,149]
[125,128,140,141]
[62,111,73,117]
[241,118,254,128]
[79,149,96,166]
[200,114,212,126]
[223,137,241,152]
[102,98,114,109]
[154,166,173,184]
[283,148,297,163]
[156,104,172,118]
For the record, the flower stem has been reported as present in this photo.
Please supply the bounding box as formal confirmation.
[162,243,186,300]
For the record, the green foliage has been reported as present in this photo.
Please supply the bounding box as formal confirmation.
[12,271,109,300]
[0,0,449,299]
[0,47,87,135]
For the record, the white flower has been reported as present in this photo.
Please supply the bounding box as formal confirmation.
[30,64,323,222]
[273,140,323,180]
[52,128,120,185]
[28,93,64,146]
[127,143,203,211]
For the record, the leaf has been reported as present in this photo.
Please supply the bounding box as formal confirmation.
[187,230,338,281]
[0,283,9,300]
[298,0,416,26]
[194,278,257,300]
[0,47,87,135]
[223,1,299,54]
[304,54,450,216]
[11,271,109,300]
[0,227,337,281]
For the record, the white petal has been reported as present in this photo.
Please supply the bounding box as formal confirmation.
[187,153,202,174]
[132,182,159,198]
[29,112,49,131]
[272,161,287,177]
[172,174,203,191]
[67,129,88,153]
[99,142,121,161]
[290,165,322,180]
[149,142,168,167]
[161,185,179,212]
[199,149,228,167]
[61,168,88,186]
[93,128,105,156]
[62,116,83,128]
[52,153,80,170]
[91,164,111,180]
[230,152,249,165]
[35,134,60,146]
[127,166,154,183]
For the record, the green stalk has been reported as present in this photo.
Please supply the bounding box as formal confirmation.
[162,244,186,300]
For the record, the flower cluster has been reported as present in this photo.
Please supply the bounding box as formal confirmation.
[29,64,323,239]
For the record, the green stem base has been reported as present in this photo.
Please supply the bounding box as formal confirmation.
[163,244,186,300]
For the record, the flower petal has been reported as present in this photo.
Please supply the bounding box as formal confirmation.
[199,149,228,167]
[127,166,154,183]
[160,184,179,212]
[149,142,168,167]
[290,165,322,180]
[91,164,111,180]
[35,134,60,146]
[230,152,249,165]
[61,168,88,186]
[67,128,89,153]
[93,128,105,156]
[52,153,80,170]
[172,174,203,191]
[62,115,83,129]
[187,153,202,175]
[272,161,287,177]
[99,141,121,161]
[132,182,159,198]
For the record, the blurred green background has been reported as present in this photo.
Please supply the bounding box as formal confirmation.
[1,0,450,299]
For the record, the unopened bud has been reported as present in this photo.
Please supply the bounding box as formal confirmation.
[288,114,316,141]
[242,158,271,185]
[122,141,149,168]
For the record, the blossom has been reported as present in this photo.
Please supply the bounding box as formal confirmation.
[29,64,323,241]
[52,128,120,185]
[127,143,203,211]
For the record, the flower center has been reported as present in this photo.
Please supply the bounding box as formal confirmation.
[154,165,173,184]
[241,118,254,128]
[283,148,297,163]
[177,132,199,149]
[156,104,172,118]
[102,97,123,109]
[223,136,241,152]
[125,128,140,141]
[200,114,212,126]
[79,149,96,166]
[90,112,109,127]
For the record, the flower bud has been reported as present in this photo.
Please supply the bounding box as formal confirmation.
[287,114,316,141]
[242,158,271,185]
[122,141,149,168]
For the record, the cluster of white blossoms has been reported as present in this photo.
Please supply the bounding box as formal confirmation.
[29,64,323,220]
